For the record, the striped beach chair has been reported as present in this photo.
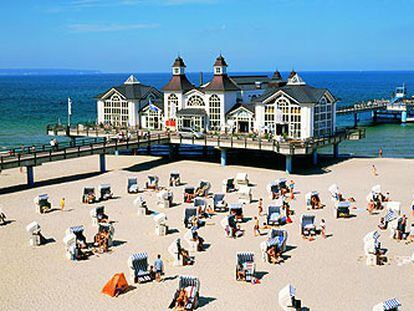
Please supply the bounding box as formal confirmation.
[373,298,401,311]
[170,276,200,310]
[278,284,301,311]
[194,197,206,211]
[267,204,283,225]
[213,193,227,212]
[300,214,316,236]
[268,229,288,252]
[229,204,243,222]
[236,252,255,282]
[128,252,152,284]
[127,177,138,193]
[184,207,198,228]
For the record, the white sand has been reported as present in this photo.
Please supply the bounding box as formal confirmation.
[0,155,413,310]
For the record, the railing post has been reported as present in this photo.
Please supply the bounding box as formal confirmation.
[64,149,67,159]
[259,137,261,150]
[77,146,81,156]
[204,135,207,146]
[158,133,160,144]
[90,144,93,155]
[230,135,233,148]
[103,140,106,153]
[77,124,80,135]
[0,156,3,170]
[217,135,220,147]
[17,153,21,166]
[115,139,118,151]
[244,137,247,148]
[86,127,89,136]
[34,152,37,165]
[49,150,52,161]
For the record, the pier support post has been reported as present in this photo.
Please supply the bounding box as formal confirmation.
[333,143,339,158]
[147,144,151,155]
[26,166,34,187]
[285,155,293,174]
[203,146,208,157]
[312,149,318,165]
[354,113,358,128]
[220,149,227,167]
[372,110,378,123]
[402,111,407,123]
[169,144,177,161]
[99,154,106,173]
[114,150,119,156]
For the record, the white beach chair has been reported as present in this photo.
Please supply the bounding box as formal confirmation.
[334,201,351,218]
[34,194,51,214]
[305,191,320,209]
[385,201,401,216]
[328,184,340,202]
[90,206,108,227]
[372,298,401,311]
[168,238,184,266]
[82,186,96,204]
[278,284,300,311]
[98,222,115,247]
[157,189,173,209]
[184,229,198,252]
[300,214,316,237]
[26,221,42,246]
[235,173,249,188]
[238,186,252,204]
[363,230,381,266]
[134,196,148,216]
[128,252,152,284]
[153,213,168,236]
[127,177,139,193]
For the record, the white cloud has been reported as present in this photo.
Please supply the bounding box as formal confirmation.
[68,23,159,33]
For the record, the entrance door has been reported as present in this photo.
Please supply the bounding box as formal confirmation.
[183,118,192,128]
[238,121,249,133]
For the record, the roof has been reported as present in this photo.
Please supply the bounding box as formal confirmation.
[214,55,228,67]
[162,75,194,93]
[254,84,329,105]
[124,75,140,85]
[226,102,256,115]
[229,75,270,85]
[176,108,207,116]
[172,56,186,67]
[271,71,283,81]
[203,75,240,92]
[97,81,162,101]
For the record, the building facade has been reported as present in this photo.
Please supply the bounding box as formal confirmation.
[96,75,163,128]
[96,57,337,140]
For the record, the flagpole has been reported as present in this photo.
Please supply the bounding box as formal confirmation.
[67,97,72,127]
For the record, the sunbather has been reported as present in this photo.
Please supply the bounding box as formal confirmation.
[378,217,388,230]
[236,263,246,281]
[174,289,189,310]
[367,199,375,214]
[311,195,324,209]
[0,210,7,225]
[258,198,263,216]
[191,229,205,251]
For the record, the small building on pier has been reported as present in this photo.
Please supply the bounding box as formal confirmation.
[96,75,163,128]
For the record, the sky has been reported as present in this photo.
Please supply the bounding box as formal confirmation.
[0,0,414,73]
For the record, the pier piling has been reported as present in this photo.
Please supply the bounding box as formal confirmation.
[220,149,227,167]
[26,166,34,187]
[312,150,318,165]
[99,154,106,173]
[333,143,339,158]
[285,155,293,174]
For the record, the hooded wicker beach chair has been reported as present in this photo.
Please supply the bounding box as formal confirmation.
[128,252,152,284]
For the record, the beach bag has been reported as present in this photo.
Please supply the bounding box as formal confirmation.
[286,216,292,224]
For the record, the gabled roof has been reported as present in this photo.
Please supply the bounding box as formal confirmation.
[203,75,240,92]
[226,102,256,115]
[97,81,162,101]
[162,75,194,93]
[229,75,270,85]
[255,84,331,105]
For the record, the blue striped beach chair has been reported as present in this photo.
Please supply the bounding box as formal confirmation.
[236,252,255,282]
[268,229,288,252]
[184,207,198,228]
[169,276,200,310]
[128,252,152,284]
[213,193,227,212]
[373,298,401,311]
[300,214,316,236]
[267,204,282,225]
[385,209,398,223]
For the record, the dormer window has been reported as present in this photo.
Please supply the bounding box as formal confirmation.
[173,68,180,75]
[215,67,221,74]
[255,81,262,89]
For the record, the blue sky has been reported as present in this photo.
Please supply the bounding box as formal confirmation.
[0,0,413,72]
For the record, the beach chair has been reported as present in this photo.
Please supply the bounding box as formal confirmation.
[236,252,255,282]
[127,177,139,193]
[267,181,280,200]
[153,213,168,236]
[238,186,252,204]
[372,298,401,311]
[98,222,115,247]
[221,214,241,238]
[278,284,301,311]
[34,194,51,214]
[213,193,228,212]
[184,186,196,203]
[82,186,96,204]
[146,175,159,190]
[194,197,206,211]
[300,214,316,237]
[168,238,184,266]
[99,184,113,201]
[184,229,198,252]
[169,171,181,187]
[305,191,320,209]
[170,276,200,310]
[134,196,148,216]
[328,184,340,202]
[363,230,382,266]
[0,208,6,225]
[235,173,249,189]
[334,201,351,218]
[222,177,235,193]
[260,229,288,263]
[229,204,244,222]
[90,206,108,227]
[385,201,401,216]
[196,180,211,197]
[128,252,152,284]
[26,221,42,246]
[384,209,399,238]
[184,207,198,228]
[157,189,173,209]
[63,225,86,260]
[267,202,284,226]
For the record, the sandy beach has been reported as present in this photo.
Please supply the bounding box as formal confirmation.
[0,154,413,310]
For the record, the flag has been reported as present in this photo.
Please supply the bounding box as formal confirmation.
[68,97,72,115]
[149,98,159,112]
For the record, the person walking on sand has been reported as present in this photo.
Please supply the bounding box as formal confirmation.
[371,164,378,176]
[289,180,295,200]
[258,198,263,216]
[320,219,327,239]
[154,254,164,282]
[60,197,65,211]
[379,147,383,158]
[253,216,261,237]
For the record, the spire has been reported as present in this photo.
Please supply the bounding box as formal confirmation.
[213,54,228,75]
[124,74,140,85]
[272,70,283,81]
[172,56,186,75]
[287,70,306,85]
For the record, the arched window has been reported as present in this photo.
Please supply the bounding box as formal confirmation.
[314,96,332,137]
[264,104,275,129]
[209,94,221,131]
[187,95,205,107]
[276,98,289,123]
[167,94,178,118]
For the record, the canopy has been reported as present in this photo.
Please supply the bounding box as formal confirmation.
[383,298,401,310]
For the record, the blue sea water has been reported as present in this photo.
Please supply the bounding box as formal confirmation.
[0,71,414,157]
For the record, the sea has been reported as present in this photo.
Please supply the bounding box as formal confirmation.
[0,71,414,157]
